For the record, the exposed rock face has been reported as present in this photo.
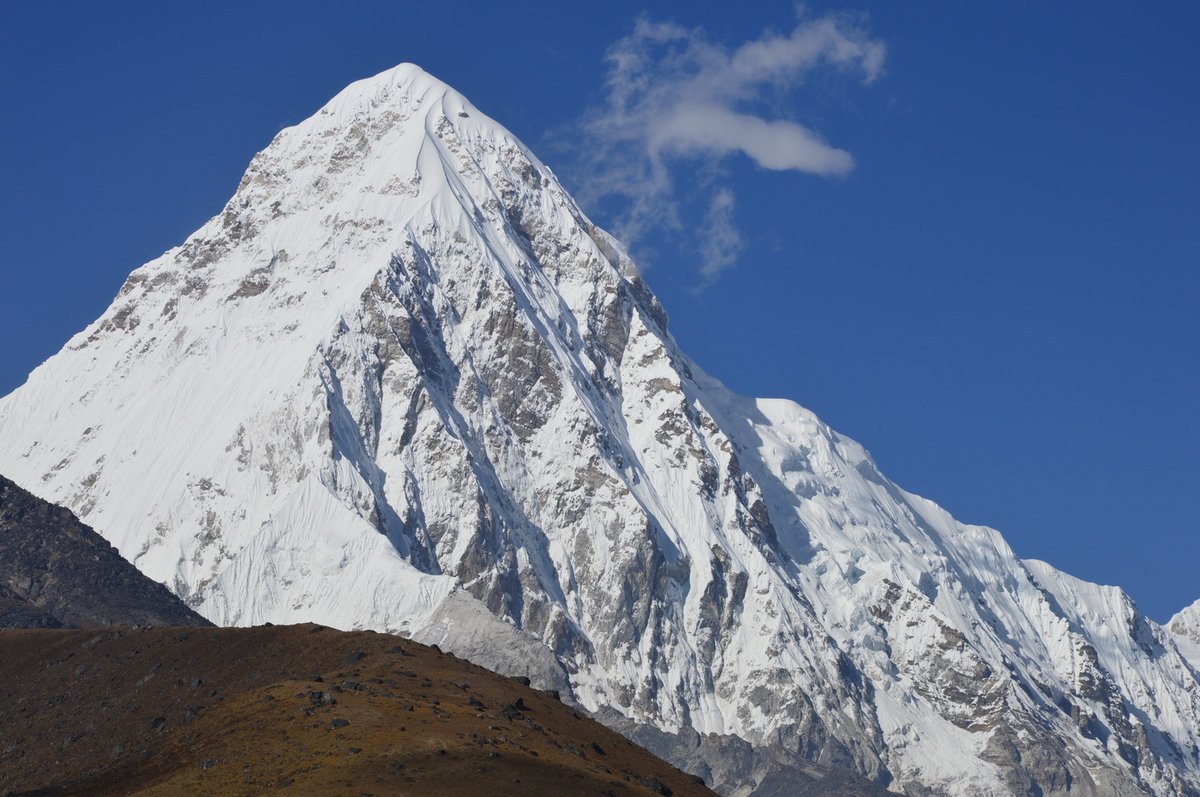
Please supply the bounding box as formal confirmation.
[0,64,1197,795]
[0,475,210,628]
[591,706,892,797]
[0,582,62,628]
[411,589,572,694]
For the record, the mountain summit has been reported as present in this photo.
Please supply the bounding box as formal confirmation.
[1,64,1196,796]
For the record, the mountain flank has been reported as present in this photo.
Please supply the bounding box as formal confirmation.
[0,475,208,629]
[0,480,886,796]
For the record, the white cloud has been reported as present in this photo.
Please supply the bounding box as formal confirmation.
[570,10,884,285]
[700,188,743,286]
[650,104,855,175]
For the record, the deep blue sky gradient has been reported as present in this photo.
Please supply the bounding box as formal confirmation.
[1,2,1196,619]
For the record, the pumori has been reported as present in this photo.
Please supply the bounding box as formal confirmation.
[1,64,1197,796]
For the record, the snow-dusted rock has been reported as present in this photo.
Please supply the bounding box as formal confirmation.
[0,64,1197,796]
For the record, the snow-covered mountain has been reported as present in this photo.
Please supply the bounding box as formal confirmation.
[0,64,1196,796]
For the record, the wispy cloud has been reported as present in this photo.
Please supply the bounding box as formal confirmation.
[570,10,884,287]
[700,188,741,284]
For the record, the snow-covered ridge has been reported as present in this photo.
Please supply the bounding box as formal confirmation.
[1170,600,1200,671]
[1,63,1197,796]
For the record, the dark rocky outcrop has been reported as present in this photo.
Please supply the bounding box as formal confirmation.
[0,474,209,628]
[0,581,62,627]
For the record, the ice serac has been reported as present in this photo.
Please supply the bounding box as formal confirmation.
[0,63,1197,796]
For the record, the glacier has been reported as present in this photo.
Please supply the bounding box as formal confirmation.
[0,63,1197,796]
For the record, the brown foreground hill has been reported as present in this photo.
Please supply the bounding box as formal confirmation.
[0,624,716,797]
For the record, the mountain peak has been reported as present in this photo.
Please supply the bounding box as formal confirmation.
[297,62,486,142]
[333,62,457,103]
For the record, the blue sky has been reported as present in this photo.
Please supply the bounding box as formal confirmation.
[1,2,1196,620]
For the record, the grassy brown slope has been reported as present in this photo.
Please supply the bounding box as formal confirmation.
[0,625,714,797]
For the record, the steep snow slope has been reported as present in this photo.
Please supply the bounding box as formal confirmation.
[0,64,1197,796]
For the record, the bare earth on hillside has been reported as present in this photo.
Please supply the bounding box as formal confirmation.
[0,624,714,797]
